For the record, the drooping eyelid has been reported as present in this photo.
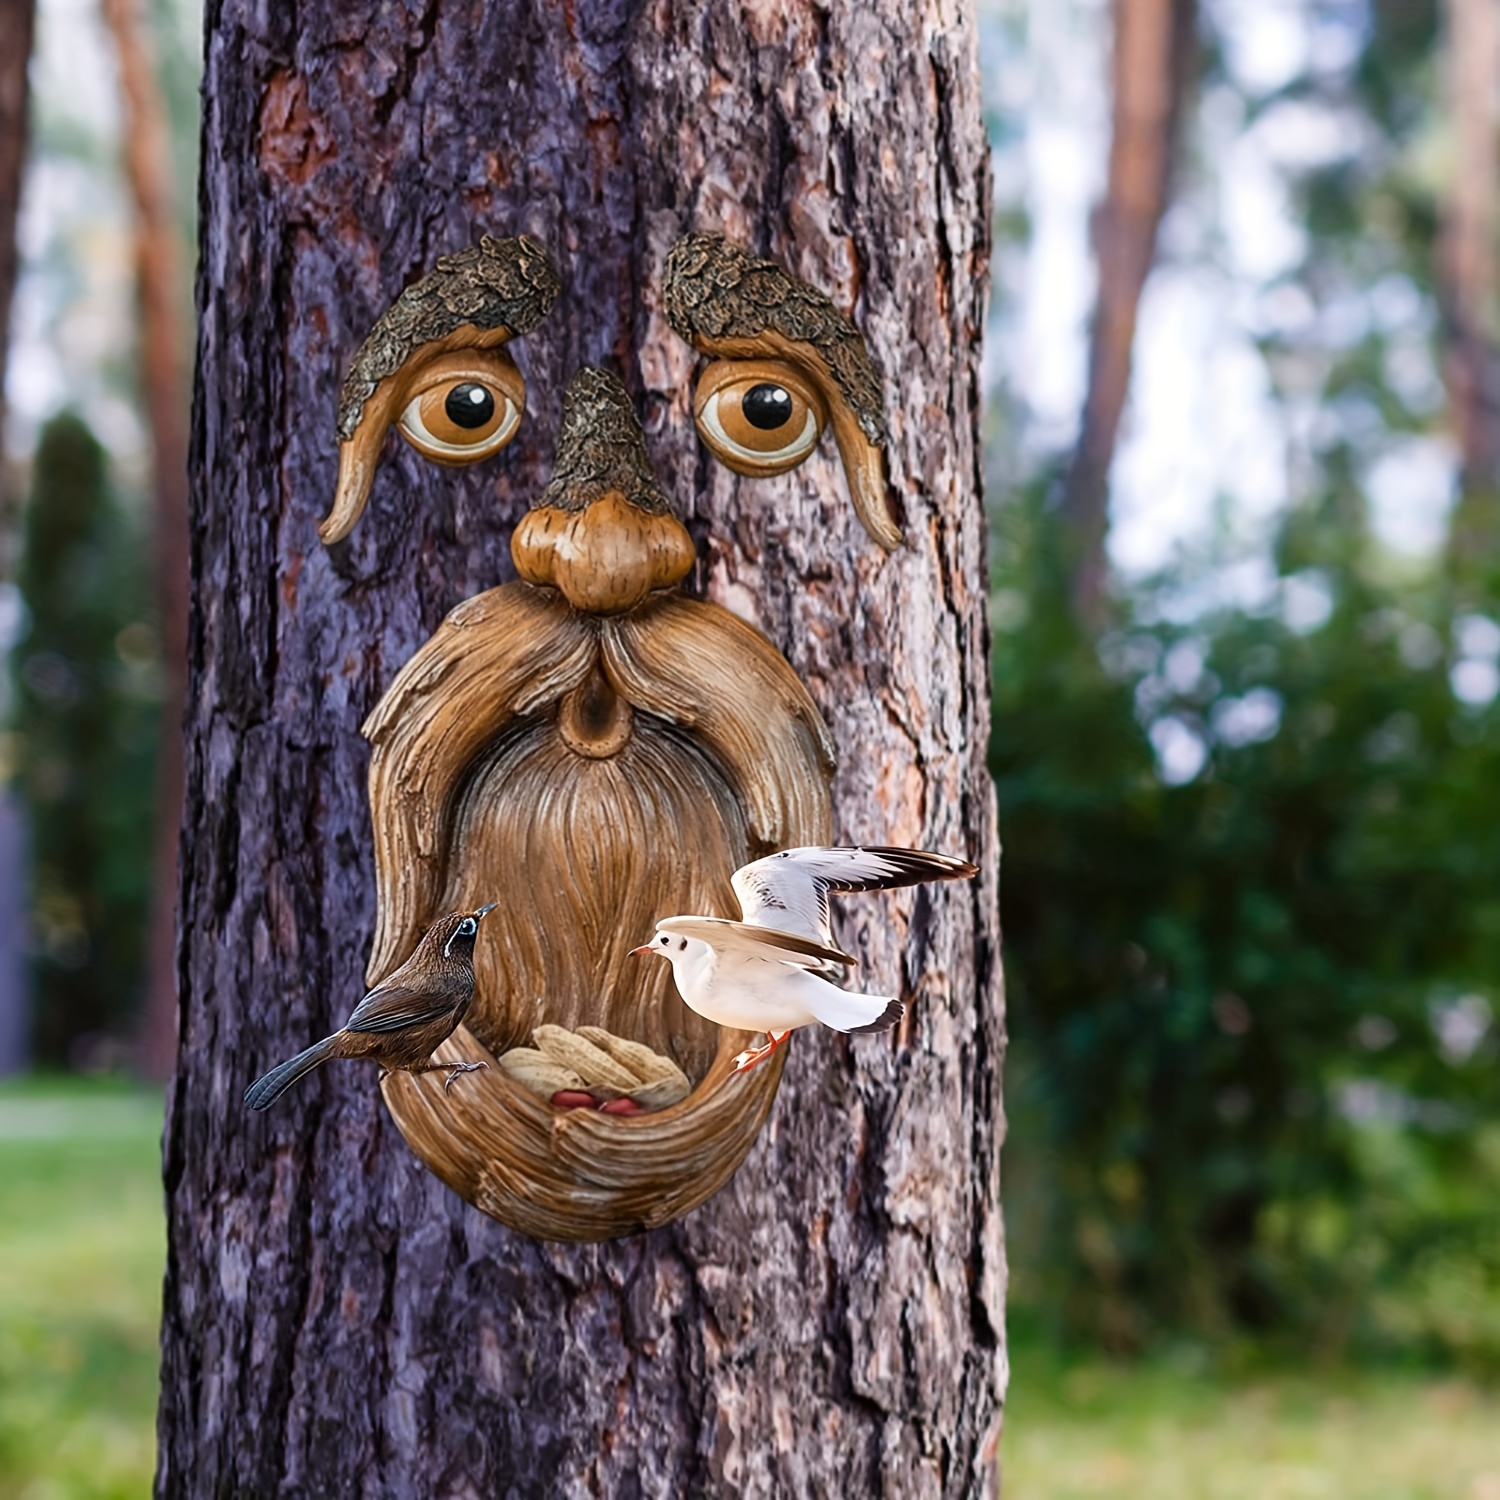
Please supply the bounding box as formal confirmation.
[325,326,536,542]
[662,234,899,549]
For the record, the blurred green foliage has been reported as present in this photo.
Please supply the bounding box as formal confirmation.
[993,493,1500,1363]
[10,414,161,1065]
[987,0,1500,1366]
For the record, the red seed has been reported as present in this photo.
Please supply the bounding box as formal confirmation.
[551,1090,597,1110]
[599,1097,642,1115]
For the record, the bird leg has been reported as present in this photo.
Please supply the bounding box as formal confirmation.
[732,1030,792,1073]
[442,1061,488,1093]
[393,1059,490,1093]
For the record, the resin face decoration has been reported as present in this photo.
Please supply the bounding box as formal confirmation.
[320,235,560,546]
[311,233,904,1241]
[663,233,899,550]
[322,232,898,553]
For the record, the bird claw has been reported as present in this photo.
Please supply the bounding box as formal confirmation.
[442,1061,488,1094]
[732,1031,791,1074]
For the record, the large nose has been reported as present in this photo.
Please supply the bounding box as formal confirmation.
[510,368,695,614]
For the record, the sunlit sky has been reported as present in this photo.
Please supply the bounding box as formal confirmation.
[981,0,1457,589]
[4,0,1462,588]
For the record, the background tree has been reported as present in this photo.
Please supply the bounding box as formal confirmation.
[11,413,158,1066]
[1062,0,1197,627]
[156,3,1002,1495]
[0,0,33,445]
[0,0,35,1077]
[993,0,1500,1362]
[1441,0,1500,551]
[100,0,192,1081]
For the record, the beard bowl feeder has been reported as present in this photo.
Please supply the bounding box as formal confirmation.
[320,236,892,1241]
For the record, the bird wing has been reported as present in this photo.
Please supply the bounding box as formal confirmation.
[731,845,978,946]
[659,916,854,976]
[344,980,462,1034]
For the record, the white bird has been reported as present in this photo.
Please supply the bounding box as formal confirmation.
[631,846,978,1073]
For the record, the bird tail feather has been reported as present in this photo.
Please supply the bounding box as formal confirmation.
[808,987,903,1035]
[244,1035,338,1111]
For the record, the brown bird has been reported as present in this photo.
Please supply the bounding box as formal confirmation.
[244,904,495,1111]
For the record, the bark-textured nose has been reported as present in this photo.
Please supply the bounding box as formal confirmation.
[510,367,696,614]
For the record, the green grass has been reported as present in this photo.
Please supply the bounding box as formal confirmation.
[1003,1337,1500,1499]
[4,1078,1500,1499]
[0,1077,163,1500]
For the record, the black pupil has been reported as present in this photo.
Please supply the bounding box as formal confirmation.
[445,383,495,429]
[742,383,793,430]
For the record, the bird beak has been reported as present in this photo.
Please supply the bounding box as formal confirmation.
[629,943,655,957]
[474,903,497,919]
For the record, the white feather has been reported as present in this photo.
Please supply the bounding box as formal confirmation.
[639,844,973,1056]
[730,844,976,948]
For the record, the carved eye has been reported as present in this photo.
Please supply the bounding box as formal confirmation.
[396,351,525,464]
[693,360,827,476]
[659,934,670,946]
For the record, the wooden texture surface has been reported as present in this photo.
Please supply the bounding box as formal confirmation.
[365,578,836,1241]
[159,0,1003,1494]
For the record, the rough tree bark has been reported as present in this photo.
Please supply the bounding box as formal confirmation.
[1062,0,1196,629]
[99,0,192,1081]
[157,3,1003,1496]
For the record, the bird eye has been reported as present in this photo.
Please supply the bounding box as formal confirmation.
[678,939,687,950]
[693,359,826,476]
[459,917,477,936]
[396,351,524,464]
[659,935,669,945]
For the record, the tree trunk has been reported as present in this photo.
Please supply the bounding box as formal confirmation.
[0,0,35,1078]
[1441,0,1500,556]
[1062,0,1195,630]
[99,0,192,1081]
[157,4,1003,1496]
[0,0,32,447]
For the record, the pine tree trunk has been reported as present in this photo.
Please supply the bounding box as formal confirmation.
[0,0,35,1078]
[99,0,192,1081]
[157,4,1003,1496]
[0,0,31,437]
[1063,0,1195,629]
[1441,0,1500,547]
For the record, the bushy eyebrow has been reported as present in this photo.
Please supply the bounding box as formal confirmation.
[662,234,888,449]
[336,236,560,441]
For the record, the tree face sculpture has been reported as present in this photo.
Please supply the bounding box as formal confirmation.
[320,235,898,1242]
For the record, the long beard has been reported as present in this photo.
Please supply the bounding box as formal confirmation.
[364,583,833,1081]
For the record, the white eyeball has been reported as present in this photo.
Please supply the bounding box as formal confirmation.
[398,382,521,461]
